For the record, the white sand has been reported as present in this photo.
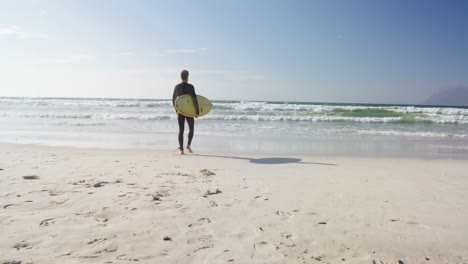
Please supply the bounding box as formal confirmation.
[1,143,467,263]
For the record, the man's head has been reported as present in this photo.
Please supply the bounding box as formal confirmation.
[181,70,189,82]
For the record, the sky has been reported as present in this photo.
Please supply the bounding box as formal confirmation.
[0,0,467,104]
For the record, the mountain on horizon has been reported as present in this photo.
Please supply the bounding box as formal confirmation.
[424,86,468,106]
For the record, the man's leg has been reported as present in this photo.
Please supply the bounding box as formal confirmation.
[178,114,185,151]
[187,117,195,152]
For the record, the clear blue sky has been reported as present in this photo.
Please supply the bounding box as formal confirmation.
[1,0,467,103]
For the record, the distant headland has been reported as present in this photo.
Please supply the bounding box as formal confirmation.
[424,86,468,107]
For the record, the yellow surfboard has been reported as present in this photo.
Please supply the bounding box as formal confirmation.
[175,94,212,118]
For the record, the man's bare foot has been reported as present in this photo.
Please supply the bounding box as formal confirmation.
[179,149,185,155]
[186,145,193,153]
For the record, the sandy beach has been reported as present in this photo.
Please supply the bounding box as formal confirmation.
[0,143,467,263]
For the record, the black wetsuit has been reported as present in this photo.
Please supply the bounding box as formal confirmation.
[172,82,199,150]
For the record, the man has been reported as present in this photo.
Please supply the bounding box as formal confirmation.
[172,70,199,155]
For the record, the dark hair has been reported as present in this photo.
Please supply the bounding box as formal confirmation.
[181,70,189,80]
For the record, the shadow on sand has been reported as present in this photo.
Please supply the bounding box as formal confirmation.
[193,154,337,166]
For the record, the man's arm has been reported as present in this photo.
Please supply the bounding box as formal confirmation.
[172,86,178,107]
[189,85,200,116]
[172,86,178,111]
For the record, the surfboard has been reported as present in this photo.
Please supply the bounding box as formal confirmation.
[175,94,212,118]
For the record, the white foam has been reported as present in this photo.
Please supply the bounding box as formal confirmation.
[52,122,107,127]
[1,97,467,142]
[0,97,170,108]
[356,130,467,138]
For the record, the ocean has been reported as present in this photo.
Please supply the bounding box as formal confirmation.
[1,97,467,158]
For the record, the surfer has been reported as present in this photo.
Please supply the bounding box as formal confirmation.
[172,70,199,155]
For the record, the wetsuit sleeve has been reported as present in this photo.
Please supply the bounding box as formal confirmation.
[172,86,178,111]
[189,85,200,115]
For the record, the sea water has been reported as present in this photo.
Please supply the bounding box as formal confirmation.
[1,97,467,158]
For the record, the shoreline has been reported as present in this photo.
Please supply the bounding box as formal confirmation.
[1,143,467,263]
[1,132,468,160]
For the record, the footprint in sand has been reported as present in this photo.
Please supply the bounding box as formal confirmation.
[200,169,216,177]
[281,232,293,240]
[188,217,211,228]
[94,243,118,254]
[278,232,297,248]
[39,218,55,227]
[275,210,293,220]
[187,235,213,245]
[116,254,139,262]
[251,241,283,263]
[186,235,214,254]
[150,190,169,201]
[71,179,86,185]
[203,188,222,197]
[87,238,107,245]
[162,172,190,177]
[13,241,30,250]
